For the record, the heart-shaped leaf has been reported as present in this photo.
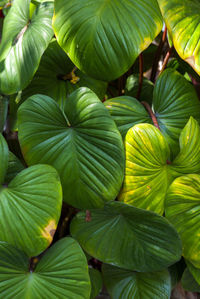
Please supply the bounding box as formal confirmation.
[0,134,8,185]
[102,264,171,299]
[70,201,182,272]
[18,88,124,209]
[119,123,170,215]
[105,69,200,158]
[0,0,54,94]
[53,0,162,81]
[0,164,62,256]
[0,238,91,298]
[119,117,200,214]
[157,0,200,76]
[165,174,200,268]
[22,39,108,106]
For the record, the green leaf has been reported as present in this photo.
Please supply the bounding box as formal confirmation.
[125,75,154,105]
[104,97,152,139]
[105,70,200,158]
[70,201,182,272]
[0,238,91,298]
[53,0,162,81]
[119,118,200,214]
[4,151,25,184]
[18,88,124,209]
[165,174,200,267]
[187,261,200,286]
[119,123,170,215]
[0,134,9,185]
[153,69,200,158]
[181,267,200,293]
[22,39,107,106]
[157,0,200,76]
[0,0,54,94]
[0,95,8,132]
[0,165,62,256]
[89,268,102,299]
[102,264,171,299]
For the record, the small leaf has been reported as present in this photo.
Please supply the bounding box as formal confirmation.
[102,264,171,299]
[0,95,8,132]
[181,267,200,293]
[53,0,162,81]
[0,165,62,256]
[0,238,91,299]
[4,151,25,184]
[70,201,182,272]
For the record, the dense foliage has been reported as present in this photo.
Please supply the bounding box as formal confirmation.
[0,0,200,298]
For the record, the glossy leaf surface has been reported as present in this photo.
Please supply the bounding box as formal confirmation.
[153,69,200,158]
[0,165,62,256]
[0,238,91,299]
[158,0,200,75]
[166,174,200,267]
[18,89,124,209]
[104,97,152,139]
[0,0,54,94]
[120,118,200,214]
[22,39,107,106]
[53,0,162,81]
[70,201,182,272]
[102,264,171,299]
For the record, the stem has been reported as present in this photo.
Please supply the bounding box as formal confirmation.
[141,101,160,130]
[136,53,144,100]
[150,26,167,83]
[159,46,174,74]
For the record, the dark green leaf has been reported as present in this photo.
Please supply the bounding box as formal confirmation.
[102,264,171,299]
[89,268,102,299]
[70,201,182,272]
[0,134,8,185]
[4,151,25,184]
[181,267,200,293]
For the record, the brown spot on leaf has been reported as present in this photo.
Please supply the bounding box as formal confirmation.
[41,220,56,244]
[86,210,91,222]
[185,56,195,69]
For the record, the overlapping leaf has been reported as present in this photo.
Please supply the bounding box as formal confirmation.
[89,268,102,299]
[0,238,91,298]
[181,267,200,292]
[105,69,200,158]
[53,0,162,81]
[102,264,171,299]
[18,88,124,209]
[165,174,200,267]
[4,151,25,184]
[70,201,182,272]
[158,0,200,76]
[0,95,8,132]
[0,0,54,94]
[22,39,107,106]
[119,117,200,214]
[0,165,62,256]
